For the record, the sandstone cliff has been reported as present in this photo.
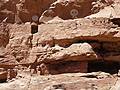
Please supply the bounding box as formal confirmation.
[0,0,120,90]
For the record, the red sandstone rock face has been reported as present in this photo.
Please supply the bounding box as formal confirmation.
[87,0,120,18]
[0,23,17,65]
[1,17,119,70]
[39,0,95,22]
[0,17,120,76]
[0,17,119,68]
[0,0,56,23]
[16,0,56,23]
[0,23,17,81]
[0,0,115,23]
[6,24,32,63]
[0,0,19,23]
[0,23,9,47]
[0,0,120,89]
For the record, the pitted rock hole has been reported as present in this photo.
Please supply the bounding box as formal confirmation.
[111,18,120,27]
[88,61,120,74]
[31,23,38,34]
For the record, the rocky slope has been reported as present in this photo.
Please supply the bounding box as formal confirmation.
[0,0,120,90]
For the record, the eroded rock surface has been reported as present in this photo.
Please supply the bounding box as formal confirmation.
[0,0,118,23]
[0,0,56,23]
[0,17,119,75]
[0,0,120,90]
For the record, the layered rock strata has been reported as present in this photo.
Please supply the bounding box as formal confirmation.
[0,17,119,76]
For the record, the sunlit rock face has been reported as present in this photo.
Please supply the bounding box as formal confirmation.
[0,0,120,90]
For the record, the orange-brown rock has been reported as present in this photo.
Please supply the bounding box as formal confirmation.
[0,23,17,66]
[36,18,120,47]
[0,23,9,47]
[16,0,56,23]
[0,72,117,90]
[0,0,19,23]
[27,18,120,67]
[0,0,120,89]
[1,0,120,90]
[0,71,7,82]
[6,23,32,63]
[2,18,120,66]
[87,0,120,18]
[39,0,95,22]
[28,43,99,64]
[0,0,56,23]
[0,0,117,23]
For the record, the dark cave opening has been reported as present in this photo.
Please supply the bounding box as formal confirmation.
[47,61,87,75]
[31,23,38,34]
[88,61,120,74]
[46,60,120,75]
[0,79,7,83]
[111,18,120,27]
